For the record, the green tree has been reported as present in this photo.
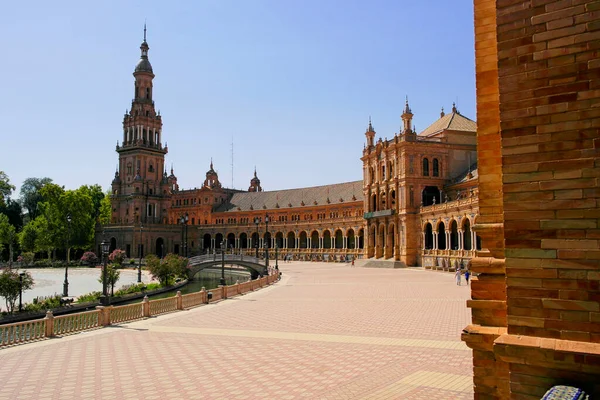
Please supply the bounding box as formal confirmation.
[0,199,23,232]
[79,184,105,223]
[19,177,53,221]
[37,184,95,262]
[98,192,112,225]
[0,214,17,265]
[0,171,15,208]
[0,269,34,313]
[98,264,120,296]
[18,222,37,252]
[30,216,56,259]
[146,253,188,286]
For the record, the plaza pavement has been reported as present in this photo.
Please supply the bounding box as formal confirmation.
[0,261,473,400]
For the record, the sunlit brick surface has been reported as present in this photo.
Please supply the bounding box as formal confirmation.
[0,262,473,399]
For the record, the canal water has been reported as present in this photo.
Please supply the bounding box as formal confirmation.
[135,268,250,302]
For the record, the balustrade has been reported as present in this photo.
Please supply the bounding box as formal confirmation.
[0,273,279,348]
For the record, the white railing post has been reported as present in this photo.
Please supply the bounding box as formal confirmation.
[176,291,183,310]
[44,310,55,338]
[143,295,150,317]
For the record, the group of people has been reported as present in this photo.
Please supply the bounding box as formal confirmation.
[455,267,471,286]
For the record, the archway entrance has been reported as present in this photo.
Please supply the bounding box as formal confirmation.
[155,237,165,258]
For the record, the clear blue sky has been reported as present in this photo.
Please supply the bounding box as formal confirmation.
[1,0,475,199]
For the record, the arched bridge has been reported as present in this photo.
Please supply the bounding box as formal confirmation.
[187,254,269,280]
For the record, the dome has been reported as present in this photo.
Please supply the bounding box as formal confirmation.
[135,58,153,73]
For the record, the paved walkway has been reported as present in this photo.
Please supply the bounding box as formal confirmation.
[0,262,473,400]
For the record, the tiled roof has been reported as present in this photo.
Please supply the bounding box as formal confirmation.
[217,181,364,212]
[418,111,476,137]
[451,162,478,184]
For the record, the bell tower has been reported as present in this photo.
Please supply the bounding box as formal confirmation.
[111,25,169,225]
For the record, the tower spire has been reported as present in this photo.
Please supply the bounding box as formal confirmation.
[143,21,147,42]
[365,116,375,147]
[401,96,414,134]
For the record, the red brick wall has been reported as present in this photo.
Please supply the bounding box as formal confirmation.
[494,0,600,397]
[498,0,600,343]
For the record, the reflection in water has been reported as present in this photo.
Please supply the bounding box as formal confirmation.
[122,269,250,303]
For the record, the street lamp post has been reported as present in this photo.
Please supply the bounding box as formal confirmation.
[100,239,110,306]
[275,244,279,271]
[63,214,72,297]
[180,213,189,257]
[265,214,269,268]
[254,217,260,259]
[138,223,143,283]
[19,272,25,312]
[220,240,226,286]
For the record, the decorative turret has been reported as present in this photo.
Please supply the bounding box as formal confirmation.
[135,25,153,74]
[248,167,263,192]
[204,159,221,189]
[365,116,375,147]
[112,166,121,184]
[168,165,179,192]
[401,97,414,134]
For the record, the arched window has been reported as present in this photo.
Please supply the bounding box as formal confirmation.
[433,158,439,177]
[146,87,150,99]
[423,158,430,176]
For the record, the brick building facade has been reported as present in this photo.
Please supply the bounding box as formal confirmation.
[462,0,600,398]
[97,30,483,269]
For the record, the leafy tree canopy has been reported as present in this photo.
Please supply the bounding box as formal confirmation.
[0,171,15,208]
[19,177,52,221]
[0,269,34,313]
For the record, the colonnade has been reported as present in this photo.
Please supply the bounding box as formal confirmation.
[203,231,364,251]
[422,226,478,251]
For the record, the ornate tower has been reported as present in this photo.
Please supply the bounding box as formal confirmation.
[365,117,375,148]
[112,25,168,225]
[401,98,413,134]
[204,160,221,189]
[248,168,262,192]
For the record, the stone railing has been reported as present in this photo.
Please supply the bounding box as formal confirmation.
[0,272,281,348]
[419,196,478,213]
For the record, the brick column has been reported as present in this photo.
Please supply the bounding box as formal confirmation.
[461,0,509,398]
[492,0,600,397]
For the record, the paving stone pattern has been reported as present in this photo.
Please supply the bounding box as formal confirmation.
[0,262,473,399]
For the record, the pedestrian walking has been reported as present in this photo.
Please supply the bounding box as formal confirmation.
[465,270,470,285]
[455,268,461,286]
[351,257,355,267]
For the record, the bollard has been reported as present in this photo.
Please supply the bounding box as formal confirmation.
[176,291,183,310]
[201,287,208,304]
[44,310,55,338]
[142,295,150,317]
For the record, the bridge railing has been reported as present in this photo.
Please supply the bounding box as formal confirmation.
[188,253,263,266]
[0,271,281,348]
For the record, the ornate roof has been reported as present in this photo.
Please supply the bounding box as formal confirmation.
[216,181,363,212]
[135,57,153,73]
[452,162,478,184]
[418,110,476,137]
